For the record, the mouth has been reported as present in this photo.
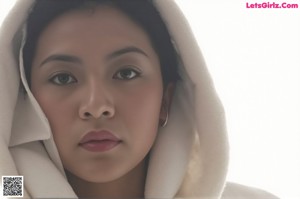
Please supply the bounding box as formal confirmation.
[79,130,122,152]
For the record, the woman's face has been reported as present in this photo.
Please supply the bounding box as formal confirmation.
[31,5,166,183]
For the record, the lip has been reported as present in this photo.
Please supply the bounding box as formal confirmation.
[79,130,121,152]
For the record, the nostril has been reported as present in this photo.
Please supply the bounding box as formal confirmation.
[103,111,110,116]
[84,112,91,117]
[81,109,113,119]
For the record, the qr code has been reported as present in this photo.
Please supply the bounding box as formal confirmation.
[1,176,23,197]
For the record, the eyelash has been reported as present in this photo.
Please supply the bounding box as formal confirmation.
[113,67,141,80]
[49,68,141,86]
[49,72,77,86]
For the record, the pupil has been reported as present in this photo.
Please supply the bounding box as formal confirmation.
[58,74,69,83]
[122,70,131,78]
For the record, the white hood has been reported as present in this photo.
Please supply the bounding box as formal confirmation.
[0,0,229,198]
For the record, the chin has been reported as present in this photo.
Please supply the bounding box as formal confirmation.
[66,167,127,184]
[83,174,122,184]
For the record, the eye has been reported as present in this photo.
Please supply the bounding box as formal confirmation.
[114,68,141,80]
[49,73,77,85]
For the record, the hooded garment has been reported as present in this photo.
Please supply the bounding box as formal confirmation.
[0,0,279,198]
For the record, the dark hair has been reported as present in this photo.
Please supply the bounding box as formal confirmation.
[23,0,179,88]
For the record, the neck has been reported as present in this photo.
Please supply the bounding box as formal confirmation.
[66,158,148,199]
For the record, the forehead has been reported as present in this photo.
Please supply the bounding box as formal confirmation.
[34,5,156,59]
[41,5,138,33]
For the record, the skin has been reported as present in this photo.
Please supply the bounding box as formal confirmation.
[30,5,173,198]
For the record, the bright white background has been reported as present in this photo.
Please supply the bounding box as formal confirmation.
[176,1,300,199]
[1,1,300,199]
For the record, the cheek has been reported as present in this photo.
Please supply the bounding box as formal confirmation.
[31,87,76,136]
[118,81,163,140]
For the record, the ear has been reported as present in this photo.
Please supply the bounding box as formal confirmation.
[159,83,175,122]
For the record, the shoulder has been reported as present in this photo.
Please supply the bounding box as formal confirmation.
[221,182,280,199]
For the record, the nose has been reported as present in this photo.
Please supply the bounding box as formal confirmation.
[79,82,115,120]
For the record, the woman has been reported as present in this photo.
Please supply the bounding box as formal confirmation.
[0,0,278,198]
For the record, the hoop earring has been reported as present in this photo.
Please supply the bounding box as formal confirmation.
[161,112,169,128]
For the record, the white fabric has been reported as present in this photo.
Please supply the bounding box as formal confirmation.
[0,0,278,198]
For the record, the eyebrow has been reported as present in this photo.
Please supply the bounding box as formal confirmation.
[39,46,149,68]
[106,46,148,60]
[39,54,82,67]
